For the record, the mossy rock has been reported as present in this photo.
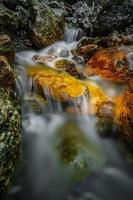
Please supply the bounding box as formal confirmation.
[0,4,19,33]
[0,56,15,88]
[0,34,15,64]
[0,88,21,199]
[30,4,64,48]
[54,119,104,181]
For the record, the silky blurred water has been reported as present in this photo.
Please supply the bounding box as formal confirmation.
[7,28,133,200]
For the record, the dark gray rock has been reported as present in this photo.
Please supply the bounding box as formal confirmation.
[93,0,133,36]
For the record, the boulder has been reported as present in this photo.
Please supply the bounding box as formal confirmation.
[0,4,19,33]
[30,4,65,48]
[27,65,87,102]
[55,119,104,180]
[0,56,15,88]
[0,88,21,198]
[0,56,21,198]
[115,80,133,142]
[0,34,15,64]
[93,0,133,36]
[84,46,133,83]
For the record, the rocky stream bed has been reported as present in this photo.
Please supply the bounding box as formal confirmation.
[0,0,133,200]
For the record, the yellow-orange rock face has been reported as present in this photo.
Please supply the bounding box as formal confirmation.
[84,47,133,83]
[27,65,86,102]
[115,80,133,141]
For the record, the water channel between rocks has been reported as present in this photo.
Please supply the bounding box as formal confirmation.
[7,29,133,200]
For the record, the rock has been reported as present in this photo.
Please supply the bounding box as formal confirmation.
[115,80,133,142]
[0,34,15,64]
[55,59,81,78]
[48,44,69,57]
[69,0,103,35]
[0,56,15,88]
[32,54,57,64]
[12,30,33,51]
[0,4,19,33]
[16,6,30,28]
[27,65,87,102]
[93,0,133,36]
[3,0,38,11]
[84,46,133,83]
[86,81,111,115]
[77,33,133,60]
[55,119,104,180]
[30,4,65,48]
[0,88,21,198]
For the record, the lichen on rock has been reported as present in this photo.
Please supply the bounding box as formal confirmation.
[30,4,65,48]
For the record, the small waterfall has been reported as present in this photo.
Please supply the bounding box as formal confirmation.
[65,27,85,43]
[8,35,133,200]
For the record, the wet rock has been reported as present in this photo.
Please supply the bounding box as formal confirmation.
[30,4,65,48]
[84,46,133,83]
[115,81,133,142]
[0,88,21,198]
[0,34,15,64]
[55,119,104,180]
[0,4,19,33]
[0,56,15,88]
[32,54,57,64]
[86,81,111,115]
[93,0,133,36]
[48,44,69,57]
[96,102,117,137]
[55,59,81,78]
[77,33,133,60]
[27,65,87,102]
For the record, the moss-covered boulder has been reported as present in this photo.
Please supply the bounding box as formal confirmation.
[0,34,15,64]
[0,56,21,199]
[0,88,21,199]
[0,56,15,88]
[0,4,19,33]
[30,4,64,48]
[27,65,87,102]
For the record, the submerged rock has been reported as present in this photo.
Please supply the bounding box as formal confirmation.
[27,65,87,102]
[0,34,15,64]
[55,119,104,181]
[84,46,133,83]
[30,4,65,48]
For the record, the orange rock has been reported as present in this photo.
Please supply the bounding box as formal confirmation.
[27,65,86,102]
[115,81,133,141]
[84,47,133,83]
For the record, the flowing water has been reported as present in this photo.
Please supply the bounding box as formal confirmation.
[7,29,133,200]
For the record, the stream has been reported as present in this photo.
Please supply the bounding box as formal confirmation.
[7,29,133,200]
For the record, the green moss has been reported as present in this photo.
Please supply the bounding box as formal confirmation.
[55,120,104,181]
[0,88,21,198]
